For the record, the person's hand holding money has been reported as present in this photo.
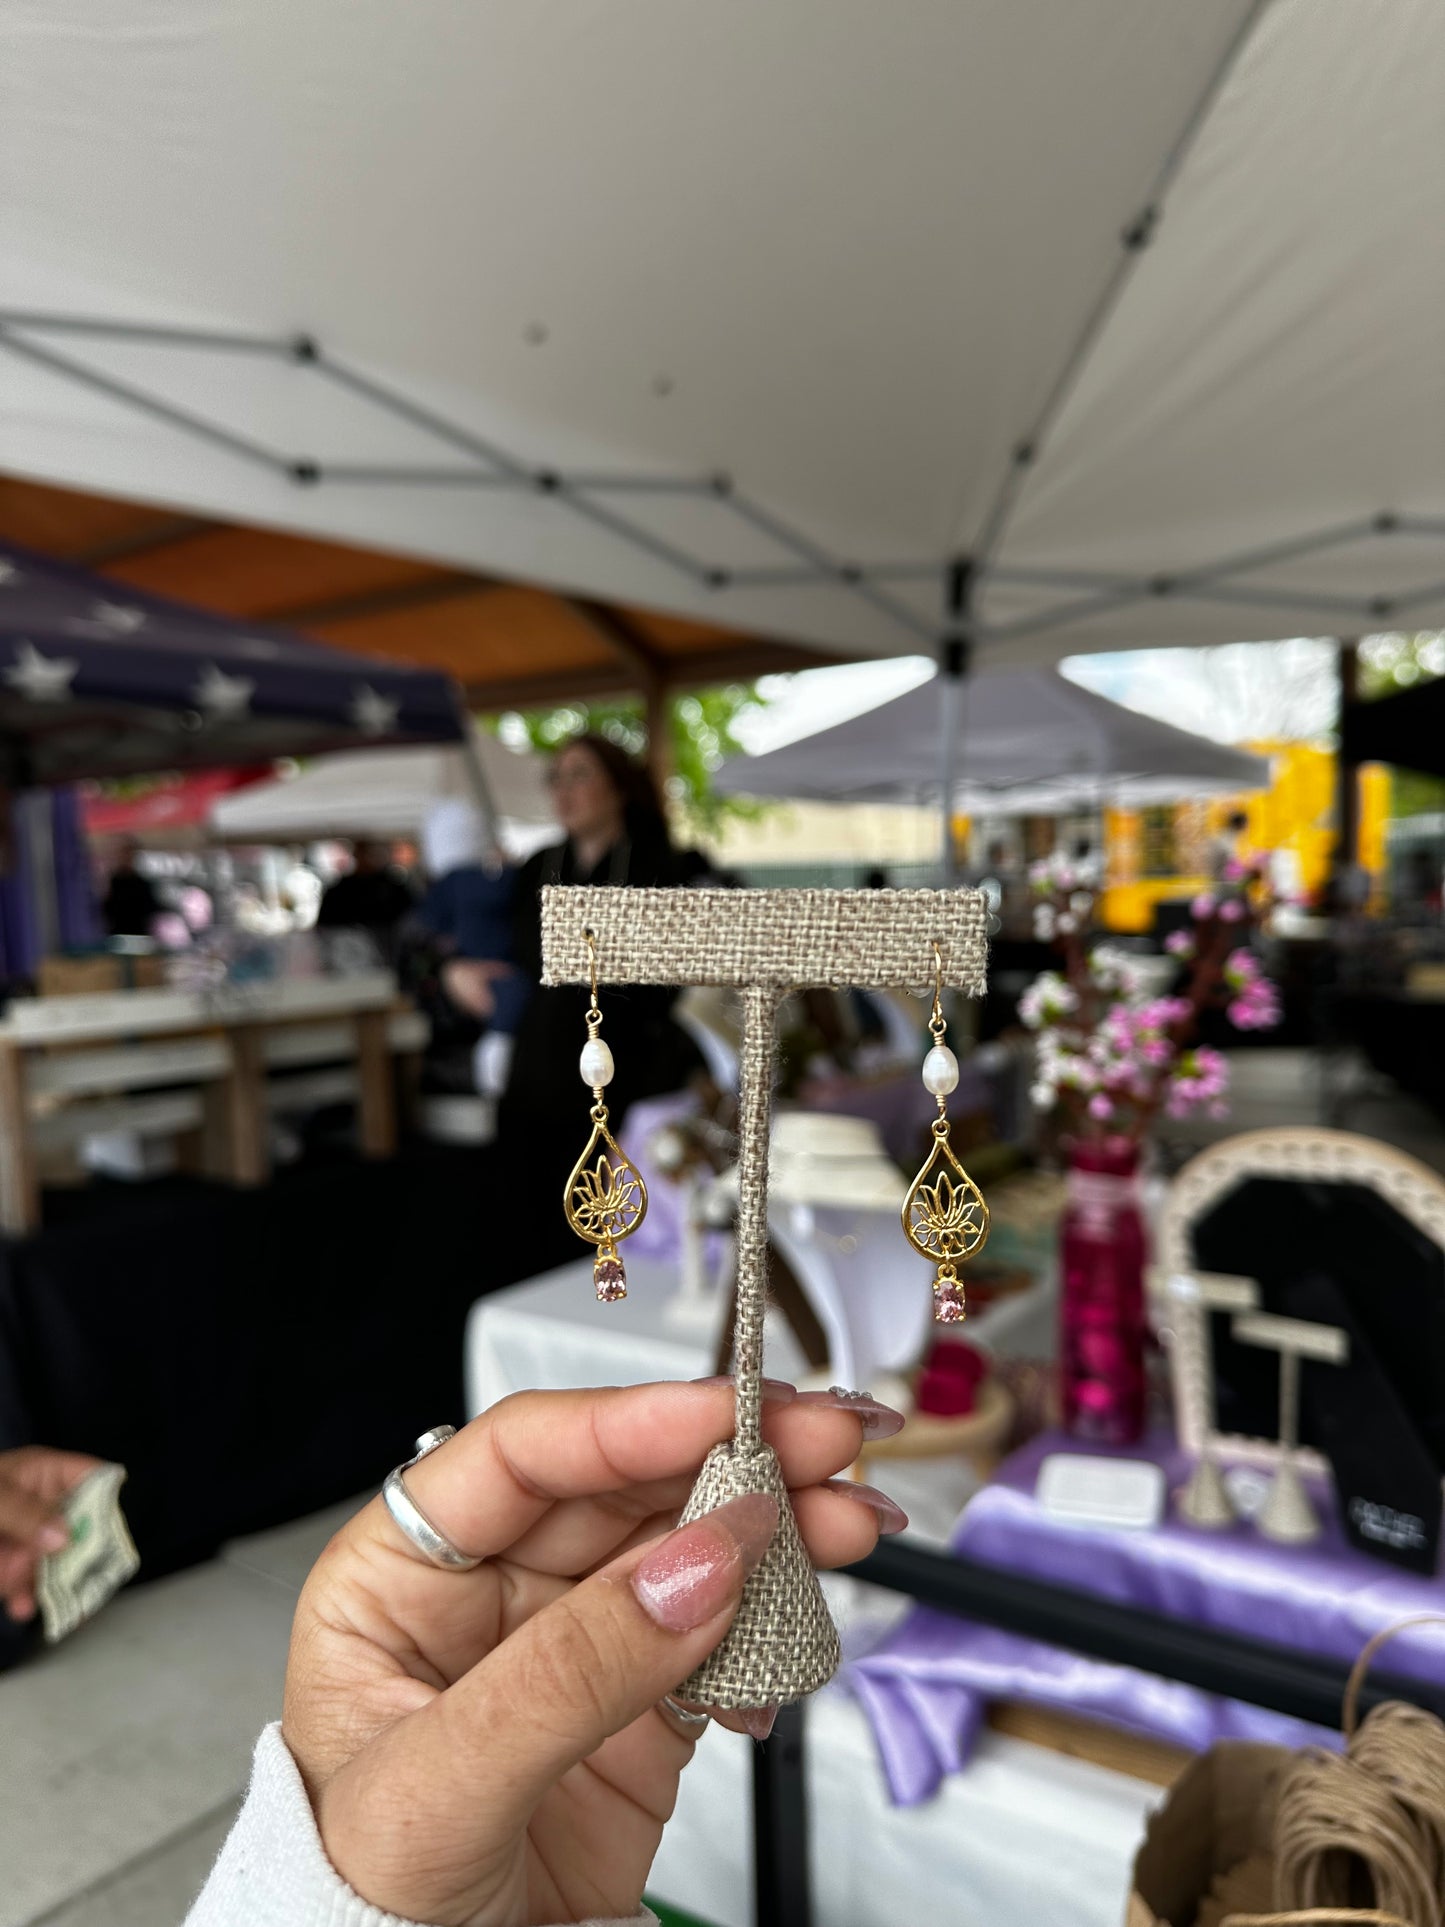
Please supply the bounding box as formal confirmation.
[282,1380,902,1927]
[0,1445,101,1621]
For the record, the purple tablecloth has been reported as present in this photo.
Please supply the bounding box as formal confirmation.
[848,1430,1445,1806]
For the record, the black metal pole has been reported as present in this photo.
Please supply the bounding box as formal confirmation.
[937,558,973,884]
[751,1701,811,1927]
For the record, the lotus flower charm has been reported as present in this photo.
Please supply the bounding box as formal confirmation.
[564,1124,648,1300]
[902,1125,990,1322]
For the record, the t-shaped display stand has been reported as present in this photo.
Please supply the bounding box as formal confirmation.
[542,885,988,1710]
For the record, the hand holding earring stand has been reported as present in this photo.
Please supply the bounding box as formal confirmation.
[541,885,989,1714]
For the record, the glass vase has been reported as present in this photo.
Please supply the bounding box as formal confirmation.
[1058,1138,1148,1445]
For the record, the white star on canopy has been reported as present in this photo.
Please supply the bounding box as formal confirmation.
[4,640,79,703]
[193,662,255,721]
[0,560,19,587]
[90,601,147,633]
[350,684,399,735]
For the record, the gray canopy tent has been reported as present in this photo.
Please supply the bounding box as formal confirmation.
[716,668,1269,823]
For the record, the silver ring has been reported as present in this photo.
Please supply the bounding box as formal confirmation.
[657,1694,710,1737]
[381,1426,484,1571]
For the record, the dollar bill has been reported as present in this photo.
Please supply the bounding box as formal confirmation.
[35,1463,140,1645]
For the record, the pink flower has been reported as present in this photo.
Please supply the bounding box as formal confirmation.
[1141,1037,1172,1066]
[1224,948,1259,985]
[1088,1094,1115,1121]
[1219,898,1244,923]
[1229,991,1280,1031]
[1164,930,1195,958]
[1222,858,1248,882]
[1191,893,1217,919]
[1142,996,1192,1030]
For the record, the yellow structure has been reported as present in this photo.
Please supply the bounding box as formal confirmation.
[1098,742,1389,932]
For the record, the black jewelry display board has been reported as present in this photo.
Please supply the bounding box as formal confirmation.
[1194,1175,1445,1572]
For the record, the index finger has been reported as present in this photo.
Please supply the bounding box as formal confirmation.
[380,1381,864,1566]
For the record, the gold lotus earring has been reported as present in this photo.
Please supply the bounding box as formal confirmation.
[564,932,648,1301]
[902,941,989,1323]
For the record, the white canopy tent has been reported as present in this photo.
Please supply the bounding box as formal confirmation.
[210,729,555,849]
[0,0,1440,673]
[716,668,1270,814]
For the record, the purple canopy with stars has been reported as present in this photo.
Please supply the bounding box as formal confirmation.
[0,539,465,784]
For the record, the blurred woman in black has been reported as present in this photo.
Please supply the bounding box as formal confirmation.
[492,734,713,1276]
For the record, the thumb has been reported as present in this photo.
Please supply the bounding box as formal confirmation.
[446,1492,777,1810]
[0,1480,68,1554]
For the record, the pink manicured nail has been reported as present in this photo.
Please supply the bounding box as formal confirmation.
[794,1387,906,1441]
[691,1376,797,1403]
[736,1704,780,1741]
[824,1477,909,1535]
[632,1494,779,1632]
[35,1523,68,1553]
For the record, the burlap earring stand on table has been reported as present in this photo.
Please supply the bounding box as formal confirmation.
[542,886,988,1710]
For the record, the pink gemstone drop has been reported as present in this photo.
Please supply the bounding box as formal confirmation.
[933,1281,967,1324]
[594,1254,627,1303]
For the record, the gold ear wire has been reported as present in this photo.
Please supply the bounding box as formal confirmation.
[584,928,600,1017]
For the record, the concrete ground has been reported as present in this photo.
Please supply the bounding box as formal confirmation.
[0,1499,356,1927]
[2,1045,1439,1924]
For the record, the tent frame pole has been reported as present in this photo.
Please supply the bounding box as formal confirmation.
[1332,639,1362,902]
[937,560,973,884]
[451,686,503,858]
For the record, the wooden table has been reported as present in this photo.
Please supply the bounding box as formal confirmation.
[0,972,425,1233]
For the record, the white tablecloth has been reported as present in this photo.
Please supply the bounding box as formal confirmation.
[464,1263,1150,1927]
[465,1256,810,1416]
[465,1255,1055,1420]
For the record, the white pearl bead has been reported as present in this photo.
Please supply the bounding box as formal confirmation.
[922,1045,959,1095]
[580,1037,615,1088]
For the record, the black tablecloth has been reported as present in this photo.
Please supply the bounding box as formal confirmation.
[0,1149,498,1582]
[1339,992,1445,1118]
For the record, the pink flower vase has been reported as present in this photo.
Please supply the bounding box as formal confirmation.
[1058,1139,1148,1445]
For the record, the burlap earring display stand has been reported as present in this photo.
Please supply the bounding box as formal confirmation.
[541,886,988,1709]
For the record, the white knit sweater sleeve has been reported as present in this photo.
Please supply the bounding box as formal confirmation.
[184,1723,657,1927]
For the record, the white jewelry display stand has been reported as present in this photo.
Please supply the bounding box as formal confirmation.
[1161,1269,1260,1529]
[1233,1310,1349,1545]
[542,885,987,1711]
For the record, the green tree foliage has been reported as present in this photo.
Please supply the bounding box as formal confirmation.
[1358,632,1445,699]
[491,683,767,834]
[1358,633,1445,818]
